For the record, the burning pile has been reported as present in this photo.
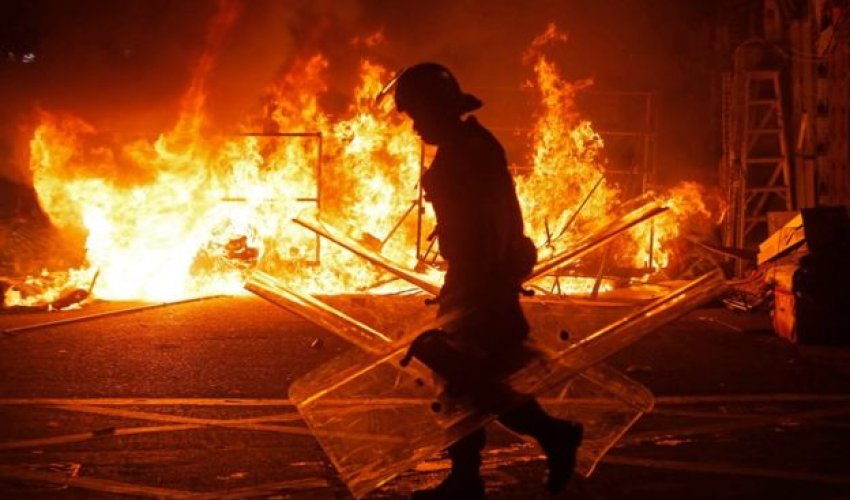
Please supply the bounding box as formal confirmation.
[5,20,712,308]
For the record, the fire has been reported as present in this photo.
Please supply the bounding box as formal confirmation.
[25,55,423,302]
[515,30,618,258]
[11,20,712,307]
[625,182,712,272]
[516,23,710,281]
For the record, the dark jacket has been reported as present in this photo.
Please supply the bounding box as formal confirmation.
[422,116,526,313]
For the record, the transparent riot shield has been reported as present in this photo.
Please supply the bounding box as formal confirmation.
[313,291,655,471]
[247,270,725,498]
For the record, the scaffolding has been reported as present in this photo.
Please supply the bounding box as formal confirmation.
[581,90,658,197]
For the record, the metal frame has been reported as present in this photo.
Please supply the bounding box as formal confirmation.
[234,132,323,263]
[231,106,659,281]
[415,142,437,263]
[739,72,793,238]
[584,90,658,196]
[722,68,794,276]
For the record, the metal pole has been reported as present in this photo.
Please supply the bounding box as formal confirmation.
[316,133,323,264]
[591,245,614,299]
[554,175,604,242]
[648,219,655,272]
[2,296,226,336]
[381,200,417,249]
[236,132,322,138]
[416,142,425,261]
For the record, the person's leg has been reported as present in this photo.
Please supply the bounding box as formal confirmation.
[448,427,486,476]
[411,428,487,499]
[498,399,583,494]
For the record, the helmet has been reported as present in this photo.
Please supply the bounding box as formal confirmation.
[392,63,482,115]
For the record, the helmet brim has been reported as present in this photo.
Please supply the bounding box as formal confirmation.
[458,93,483,114]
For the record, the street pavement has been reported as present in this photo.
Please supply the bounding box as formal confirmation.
[0,295,849,499]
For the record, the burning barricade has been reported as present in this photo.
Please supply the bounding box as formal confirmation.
[3,23,717,310]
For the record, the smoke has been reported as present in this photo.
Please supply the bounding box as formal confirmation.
[1,0,722,187]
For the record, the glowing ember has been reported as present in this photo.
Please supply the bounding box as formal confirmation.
[11,21,712,306]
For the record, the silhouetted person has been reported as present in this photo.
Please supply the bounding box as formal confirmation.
[392,63,583,499]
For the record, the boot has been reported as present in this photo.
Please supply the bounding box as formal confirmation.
[412,430,487,499]
[540,420,583,494]
[410,471,486,500]
[498,401,584,494]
